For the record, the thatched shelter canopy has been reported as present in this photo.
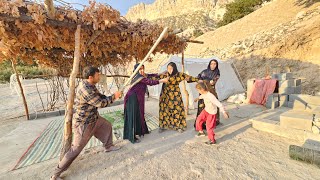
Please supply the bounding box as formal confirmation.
[0,0,187,75]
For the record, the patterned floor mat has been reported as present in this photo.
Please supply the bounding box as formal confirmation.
[12,108,158,170]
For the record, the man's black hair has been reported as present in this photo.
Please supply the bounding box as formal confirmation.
[83,66,100,79]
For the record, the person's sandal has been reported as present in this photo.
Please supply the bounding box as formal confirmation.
[196,132,205,137]
[105,145,121,152]
[134,137,141,143]
[50,175,63,180]
[205,140,216,145]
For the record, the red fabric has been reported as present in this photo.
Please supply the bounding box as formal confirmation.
[249,79,277,105]
[196,110,217,142]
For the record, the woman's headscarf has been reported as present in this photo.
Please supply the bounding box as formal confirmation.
[131,63,145,85]
[198,59,220,81]
[167,62,179,77]
[160,62,179,94]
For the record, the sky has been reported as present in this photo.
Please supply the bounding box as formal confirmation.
[62,0,155,15]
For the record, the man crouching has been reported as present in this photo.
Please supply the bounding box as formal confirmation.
[51,67,122,180]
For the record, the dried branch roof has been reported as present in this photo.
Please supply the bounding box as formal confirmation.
[0,0,187,75]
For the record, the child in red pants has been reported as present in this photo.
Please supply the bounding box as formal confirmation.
[194,82,229,145]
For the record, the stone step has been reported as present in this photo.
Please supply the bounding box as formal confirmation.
[306,104,320,114]
[280,110,314,131]
[251,118,320,142]
[289,94,320,105]
[287,100,307,110]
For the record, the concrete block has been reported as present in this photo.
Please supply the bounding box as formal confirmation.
[278,80,295,88]
[287,101,307,110]
[279,100,288,107]
[289,94,320,105]
[280,110,313,131]
[267,93,279,102]
[295,79,302,86]
[294,86,302,94]
[279,87,295,94]
[266,101,279,109]
[252,118,320,142]
[289,145,320,167]
[272,74,278,79]
[277,73,293,80]
[280,94,289,102]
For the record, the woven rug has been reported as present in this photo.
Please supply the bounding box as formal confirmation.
[12,108,158,170]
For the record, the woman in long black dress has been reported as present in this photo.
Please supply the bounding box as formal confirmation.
[194,59,221,128]
[123,64,167,143]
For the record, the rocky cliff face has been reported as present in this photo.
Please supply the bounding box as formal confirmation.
[125,0,233,31]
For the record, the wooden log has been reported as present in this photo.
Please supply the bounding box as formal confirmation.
[289,145,320,168]
[11,59,30,120]
[122,27,169,89]
[185,39,204,44]
[23,74,129,79]
[181,51,190,115]
[60,25,81,160]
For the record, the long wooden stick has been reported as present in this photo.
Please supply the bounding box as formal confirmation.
[23,74,129,79]
[11,59,30,120]
[44,0,55,19]
[60,25,81,160]
[122,27,169,90]
[181,51,189,115]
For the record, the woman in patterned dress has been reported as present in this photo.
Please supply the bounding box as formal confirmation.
[156,62,199,133]
[194,59,221,129]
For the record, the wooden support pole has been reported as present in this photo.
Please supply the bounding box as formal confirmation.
[122,27,169,89]
[181,51,190,115]
[11,59,29,120]
[44,0,55,19]
[23,74,129,79]
[60,25,81,160]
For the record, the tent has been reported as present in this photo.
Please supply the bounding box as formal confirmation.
[148,56,245,109]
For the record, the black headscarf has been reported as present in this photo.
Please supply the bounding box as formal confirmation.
[131,63,145,85]
[160,62,179,95]
[198,59,220,81]
[167,62,179,77]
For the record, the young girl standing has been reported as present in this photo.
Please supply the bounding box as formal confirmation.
[194,82,229,145]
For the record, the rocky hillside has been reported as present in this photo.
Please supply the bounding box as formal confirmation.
[125,0,233,32]
[184,0,320,95]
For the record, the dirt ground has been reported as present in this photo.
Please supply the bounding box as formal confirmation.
[0,93,319,179]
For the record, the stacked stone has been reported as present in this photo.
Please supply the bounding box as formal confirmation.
[266,73,302,109]
[275,94,320,134]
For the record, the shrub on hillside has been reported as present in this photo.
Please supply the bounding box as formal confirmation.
[217,0,270,27]
[0,60,53,83]
[193,29,204,38]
